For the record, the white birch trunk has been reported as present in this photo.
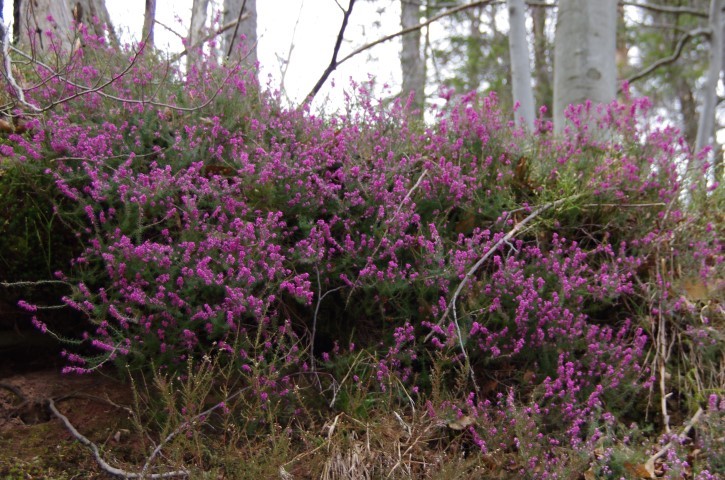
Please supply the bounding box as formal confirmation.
[16,0,75,53]
[142,0,157,47]
[15,0,116,53]
[222,0,257,65]
[400,0,425,114]
[507,0,535,130]
[695,0,723,154]
[187,0,210,72]
[553,0,617,134]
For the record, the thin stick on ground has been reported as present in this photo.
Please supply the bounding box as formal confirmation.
[425,194,582,340]
[139,385,252,478]
[48,398,188,479]
[645,407,704,474]
[424,194,582,392]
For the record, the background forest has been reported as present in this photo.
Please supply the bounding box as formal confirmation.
[0,0,723,479]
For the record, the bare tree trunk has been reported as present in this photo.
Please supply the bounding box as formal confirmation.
[507,0,535,130]
[76,0,115,41]
[695,0,723,155]
[222,0,257,65]
[553,0,617,134]
[401,0,425,114]
[616,3,630,75]
[531,4,551,115]
[142,0,157,46]
[16,0,75,53]
[466,6,483,91]
[187,0,210,72]
[15,0,116,53]
[675,77,699,146]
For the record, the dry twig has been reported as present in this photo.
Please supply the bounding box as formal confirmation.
[424,194,582,392]
[48,398,188,479]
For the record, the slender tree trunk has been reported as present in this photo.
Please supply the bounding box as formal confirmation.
[507,0,535,130]
[401,0,425,114]
[142,0,157,46]
[616,3,630,75]
[466,6,483,91]
[187,0,210,72]
[553,0,617,134]
[531,4,551,115]
[222,0,257,65]
[675,77,699,146]
[695,0,723,155]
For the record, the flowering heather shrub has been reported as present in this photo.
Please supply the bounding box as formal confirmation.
[4,29,723,477]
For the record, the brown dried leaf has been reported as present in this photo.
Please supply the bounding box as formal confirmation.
[624,461,655,479]
[447,415,474,430]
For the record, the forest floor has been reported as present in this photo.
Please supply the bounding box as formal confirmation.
[0,348,138,479]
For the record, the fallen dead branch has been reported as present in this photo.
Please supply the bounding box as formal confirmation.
[48,398,188,479]
[424,194,582,391]
[643,407,704,478]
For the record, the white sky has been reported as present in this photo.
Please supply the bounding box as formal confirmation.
[110,0,403,111]
[2,2,721,144]
[1,1,404,111]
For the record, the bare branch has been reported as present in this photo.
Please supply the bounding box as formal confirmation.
[8,41,250,113]
[306,0,499,103]
[624,27,710,86]
[341,1,495,86]
[48,398,188,479]
[154,19,186,41]
[171,17,247,63]
[621,1,708,18]
[645,407,704,474]
[424,194,583,342]
[225,0,248,58]
[1,21,41,111]
[305,0,357,102]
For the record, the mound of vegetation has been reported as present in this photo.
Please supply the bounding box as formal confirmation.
[1,29,722,479]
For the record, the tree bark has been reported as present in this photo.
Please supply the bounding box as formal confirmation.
[466,6,483,91]
[695,0,723,154]
[401,0,425,114]
[187,0,210,72]
[142,0,157,46]
[676,76,699,147]
[222,0,257,65]
[531,4,551,115]
[15,0,116,53]
[16,0,76,53]
[507,0,535,130]
[553,0,617,134]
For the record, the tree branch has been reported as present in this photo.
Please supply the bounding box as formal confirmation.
[1,21,41,112]
[306,0,498,103]
[171,16,248,63]
[624,27,710,86]
[424,194,582,342]
[226,0,248,58]
[644,407,704,475]
[8,41,250,113]
[621,1,708,18]
[305,0,357,102]
[48,398,188,479]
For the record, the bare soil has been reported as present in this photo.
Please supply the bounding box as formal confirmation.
[0,365,138,479]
